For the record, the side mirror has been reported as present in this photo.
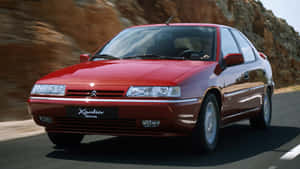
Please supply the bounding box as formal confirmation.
[80,54,90,63]
[224,53,244,67]
[259,52,267,59]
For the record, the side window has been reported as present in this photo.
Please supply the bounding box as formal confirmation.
[232,30,256,62]
[220,28,240,57]
[239,32,260,58]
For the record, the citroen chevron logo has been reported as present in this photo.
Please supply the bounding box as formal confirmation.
[90,90,97,97]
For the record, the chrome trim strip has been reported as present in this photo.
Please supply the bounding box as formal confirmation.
[224,85,265,97]
[29,97,198,103]
[222,107,260,120]
[224,88,249,97]
[251,85,265,90]
[239,94,263,104]
[178,114,194,118]
[179,119,197,124]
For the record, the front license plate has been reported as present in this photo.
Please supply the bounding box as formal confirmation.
[66,106,118,119]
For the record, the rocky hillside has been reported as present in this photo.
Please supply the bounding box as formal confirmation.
[0,0,299,121]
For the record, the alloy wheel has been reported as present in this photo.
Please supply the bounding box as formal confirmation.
[263,94,271,124]
[204,102,217,144]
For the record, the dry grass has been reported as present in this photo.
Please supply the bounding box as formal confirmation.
[274,85,300,94]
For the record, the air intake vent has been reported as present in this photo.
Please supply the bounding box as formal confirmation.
[67,90,124,97]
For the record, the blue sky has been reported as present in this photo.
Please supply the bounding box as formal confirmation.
[259,0,300,33]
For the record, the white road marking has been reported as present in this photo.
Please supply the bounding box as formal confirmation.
[268,166,277,169]
[280,144,300,160]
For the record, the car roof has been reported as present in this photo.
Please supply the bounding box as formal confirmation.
[129,23,232,29]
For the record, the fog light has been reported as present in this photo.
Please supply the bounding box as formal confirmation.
[39,116,53,124]
[142,120,160,128]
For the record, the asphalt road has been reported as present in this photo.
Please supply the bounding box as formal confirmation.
[1,91,300,169]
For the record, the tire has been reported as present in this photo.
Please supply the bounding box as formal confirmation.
[250,89,272,129]
[192,93,220,152]
[47,132,84,147]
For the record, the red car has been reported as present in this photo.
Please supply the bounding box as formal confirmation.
[28,23,274,152]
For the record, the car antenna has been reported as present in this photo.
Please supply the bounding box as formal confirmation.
[165,16,174,26]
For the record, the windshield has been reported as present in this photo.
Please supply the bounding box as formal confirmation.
[95,26,216,61]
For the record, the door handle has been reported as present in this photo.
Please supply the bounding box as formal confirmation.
[244,72,249,80]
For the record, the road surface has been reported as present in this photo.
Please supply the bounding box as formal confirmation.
[1,91,300,169]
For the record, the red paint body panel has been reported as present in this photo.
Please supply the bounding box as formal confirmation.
[38,60,214,85]
[28,23,274,137]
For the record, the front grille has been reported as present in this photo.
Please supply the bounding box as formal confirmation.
[50,117,137,133]
[67,90,124,97]
[45,117,172,136]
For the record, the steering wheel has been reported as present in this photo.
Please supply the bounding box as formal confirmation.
[177,49,194,57]
[177,49,208,60]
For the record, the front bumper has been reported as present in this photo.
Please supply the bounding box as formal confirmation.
[28,96,201,137]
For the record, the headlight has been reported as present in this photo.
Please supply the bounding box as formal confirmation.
[126,86,181,97]
[31,84,66,96]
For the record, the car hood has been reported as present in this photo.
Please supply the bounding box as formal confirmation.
[37,60,216,86]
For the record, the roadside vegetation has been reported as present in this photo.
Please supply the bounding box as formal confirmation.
[275,85,300,94]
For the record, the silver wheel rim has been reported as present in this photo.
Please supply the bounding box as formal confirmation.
[263,94,271,123]
[204,102,217,144]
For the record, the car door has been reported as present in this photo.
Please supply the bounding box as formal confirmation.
[219,28,251,118]
[233,30,267,110]
[232,30,266,110]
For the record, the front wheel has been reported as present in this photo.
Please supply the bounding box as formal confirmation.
[192,93,220,152]
[47,132,84,147]
[250,89,272,129]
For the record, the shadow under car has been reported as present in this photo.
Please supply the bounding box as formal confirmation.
[46,124,300,167]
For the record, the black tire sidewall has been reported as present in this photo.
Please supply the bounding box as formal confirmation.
[250,88,272,129]
[193,94,220,152]
[263,90,272,126]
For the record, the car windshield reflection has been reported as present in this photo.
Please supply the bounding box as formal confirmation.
[95,26,216,61]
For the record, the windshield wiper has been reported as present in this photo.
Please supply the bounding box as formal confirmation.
[91,54,120,60]
[122,54,184,60]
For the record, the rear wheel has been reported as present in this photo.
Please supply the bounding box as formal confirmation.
[192,93,220,152]
[47,132,84,147]
[250,89,272,129]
